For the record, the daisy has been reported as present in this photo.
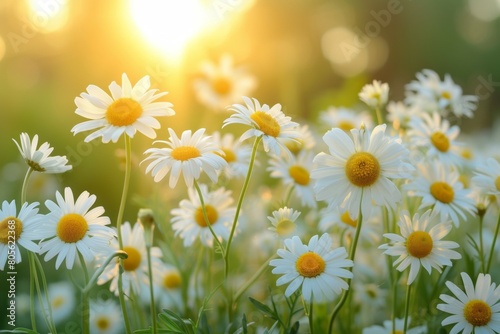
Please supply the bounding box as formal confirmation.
[407,112,463,167]
[282,124,317,156]
[379,210,461,285]
[362,317,427,334]
[405,162,476,227]
[13,133,71,173]
[268,150,316,208]
[89,299,123,334]
[359,80,389,108]
[152,263,183,311]
[386,101,421,133]
[170,184,235,247]
[143,128,227,188]
[97,221,162,296]
[43,281,75,325]
[39,187,116,270]
[267,207,301,238]
[437,272,500,334]
[320,106,373,133]
[311,124,412,219]
[472,158,500,206]
[193,54,257,111]
[269,233,353,303]
[223,96,301,156]
[71,73,175,143]
[0,200,43,270]
[211,131,251,179]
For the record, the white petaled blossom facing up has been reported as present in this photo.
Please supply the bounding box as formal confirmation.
[269,233,353,303]
[319,106,373,134]
[437,272,500,334]
[379,210,461,285]
[0,200,43,270]
[472,157,500,206]
[142,128,227,188]
[13,133,72,173]
[89,299,123,334]
[193,54,257,111]
[211,131,252,179]
[170,184,235,247]
[407,112,463,167]
[223,96,301,156]
[362,317,428,334]
[39,187,116,270]
[267,207,301,238]
[97,222,162,296]
[359,80,389,108]
[71,73,175,143]
[312,124,413,219]
[282,124,316,156]
[268,150,317,208]
[405,162,476,228]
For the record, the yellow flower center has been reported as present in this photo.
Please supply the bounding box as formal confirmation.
[286,140,303,155]
[459,174,469,189]
[122,246,142,271]
[461,148,473,160]
[27,160,45,172]
[96,316,110,330]
[338,120,355,132]
[463,299,492,327]
[340,211,357,228]
[406,231,433,258]
[194,205,218,227]
[345,152,380,187]
[275,219,296,236]
[0,217,23,244]
[441,91,452,100]
[171,146,201,161]
[289,165,310,186]
[296,252,326,278]
[212,76,232,95]
[250,111,281,137]
[163,271,182,289]
[52,296,65,309]
[106,97,143,126]
[217,148,236,163]
[430,182,454,204]
[495,176,500,192]
[430,132,450,152]
[57,214,88,243]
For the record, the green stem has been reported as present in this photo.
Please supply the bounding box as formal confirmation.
[284,185,294,206]
[308,300,314,334]
[374,107,384,125]
[234,254,277,302]
[478,215,486,273]
[27,254,37,332]
[486,212,500,273]
[146,246,157,334]
[328,191,364,334]
[21,167,33,204]
[403,283,412,334]
[30,254,56,333]
[82,251,128,294]
[33,255,57,333]
[392,273,398,334]
[79,253,90,334]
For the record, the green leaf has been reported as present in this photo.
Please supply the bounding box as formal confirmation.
[288,321,300,334]
[0,328,39,334]
[249,297,278,320]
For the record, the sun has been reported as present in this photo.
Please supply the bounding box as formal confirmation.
[130,0,210,59]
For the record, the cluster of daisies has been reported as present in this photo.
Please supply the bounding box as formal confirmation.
[3,65,500,334]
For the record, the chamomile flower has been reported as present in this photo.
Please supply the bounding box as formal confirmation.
[269,233,353,303]
[223,96,301,156]
[0,200,43,270]
[268,150,316,208]
[362,318,427,334]
[437,272,500,334]
[472,158,500,206]
[312,124,412,219]
[44,281,75,325]
[153,264,183,311]
[320,106,373,133]
[282,124,316,156]
[71,73,175,143]
[13,133,71,173]
[386,101,421,133]
[97,222,162,296]
[170,184,235,247]
[407,112,463,167]
[379,210,461,285]
[193,54,256,111]
[89,299,123,334]
[211,131,251,179]
[142,128,227,188]
[405,162,475,227]
[267,207,301,238]
[359,80,389,108]
[39,187,115,270]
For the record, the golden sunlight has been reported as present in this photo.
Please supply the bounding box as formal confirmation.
[27,0,68,32]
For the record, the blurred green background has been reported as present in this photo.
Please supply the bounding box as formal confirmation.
[1,0,500,222]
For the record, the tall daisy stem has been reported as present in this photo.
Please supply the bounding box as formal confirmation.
[146,245,157,334]
[79,253,90,334]
[486,212,500,273]
[478,215,486,273]
[374,107,384,125]
[403,283,412,334]
[21,167,33,204]
[328,193,364,334]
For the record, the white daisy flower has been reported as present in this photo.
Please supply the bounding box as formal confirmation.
[71,73,175,143]
[379,210,461,285]
[386,101,421,133]
[405,162,476,227]
[89,299,123,334]
[268,150,316,208]
[312,124,413,219]
[437,272,500,334]
[472,158,500,206]
[211,131,251,179]
[223,96,301,156]
[39,187,116,270]
[193,54,257,111]
[97,221,162,296]
[153,263,183,311]
[359,80,389,108]
[0,200,43,270]
[407,112,463,167]
[319,106,373,133]
[269,233,353,303]
[171,184,235,247]
[267,207,301,238]
[13,133,72,173]
[143,128,227,188]
[42,281,75,325]
[362,317,427,334]
[282,124,317,156]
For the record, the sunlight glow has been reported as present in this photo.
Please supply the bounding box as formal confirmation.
[27,0,68,32]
